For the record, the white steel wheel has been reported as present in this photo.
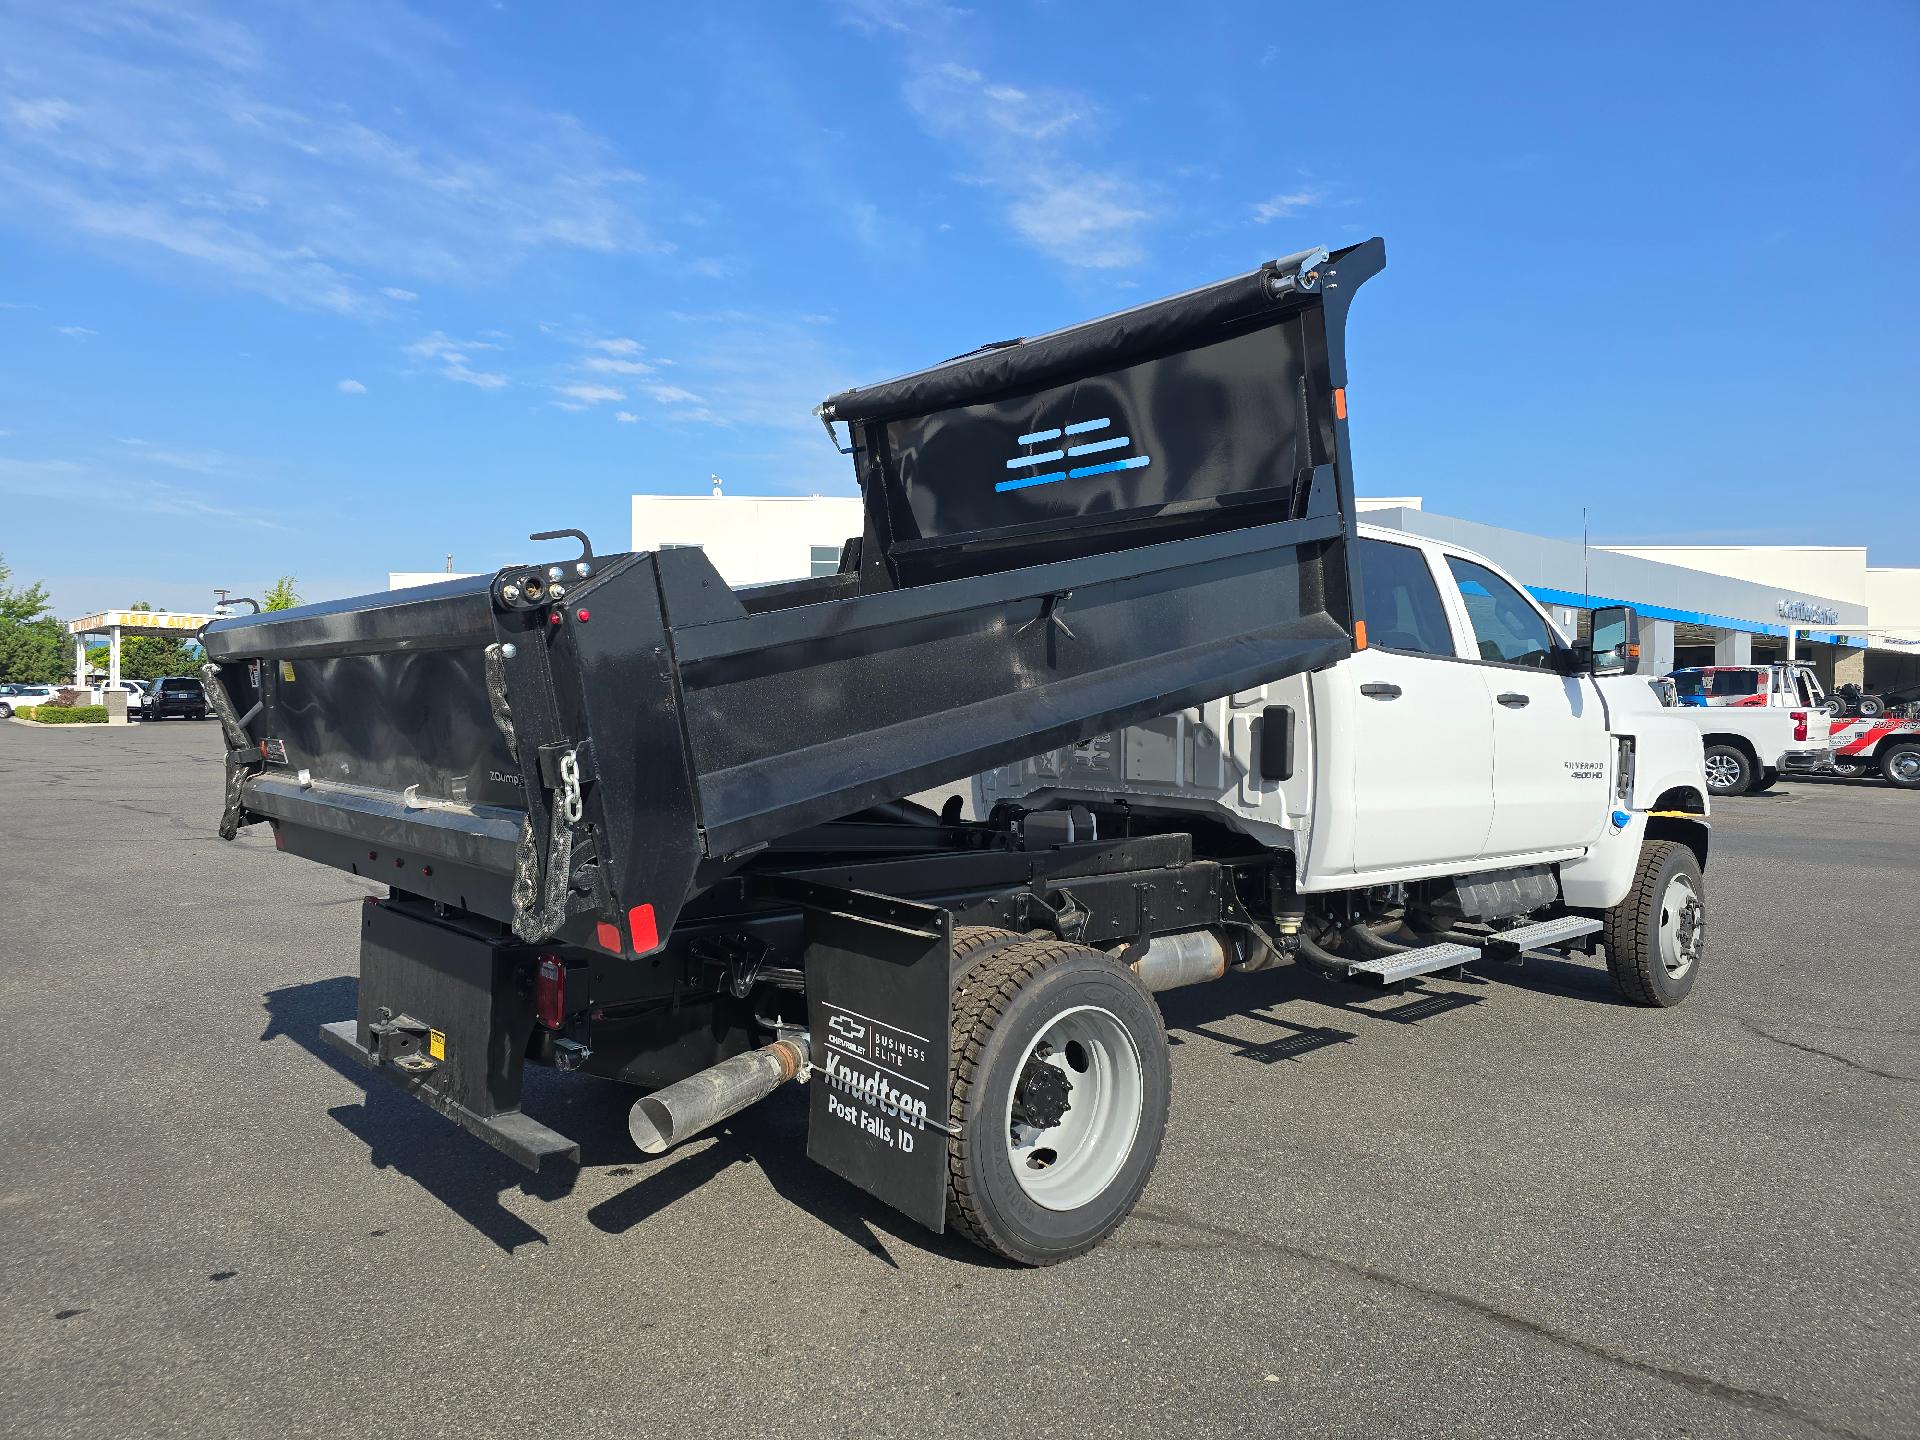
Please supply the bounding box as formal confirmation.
[946,940,1171,1265]
[1657,871,1704,981]
[1004,1005,1144,1212]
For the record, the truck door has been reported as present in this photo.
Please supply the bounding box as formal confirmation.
[1442,555,1608,857]
[1340,537,1495,874]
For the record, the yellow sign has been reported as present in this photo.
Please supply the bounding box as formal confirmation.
[428,1029,447,1062]
[67,609,219,636]
[279,660,296,683]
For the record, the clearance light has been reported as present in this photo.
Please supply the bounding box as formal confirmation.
[534,956,566,1030]
[1333,387,1348,421]
[1353,619,1368,651]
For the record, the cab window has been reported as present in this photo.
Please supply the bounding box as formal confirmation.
[1445,556,1558,669]
[1357,538,1454,657]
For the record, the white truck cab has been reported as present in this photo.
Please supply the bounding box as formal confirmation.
[979,524,1710,1000]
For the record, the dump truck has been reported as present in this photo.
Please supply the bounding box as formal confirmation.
[201,239,1712,1265]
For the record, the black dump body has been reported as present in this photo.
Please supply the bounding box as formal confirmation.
[202,240,1384,963]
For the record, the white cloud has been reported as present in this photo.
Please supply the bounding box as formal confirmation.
[380,287,418,302]
[402,331,507,389]
[583,355,655,376]
[640,383,704,406]
[1252,189,1324,223]
[614,410,639,424]
[554,382,623,408]
[0,454,280,528]
[587,336,643,355]
[57,324,96,337]
[0,6,668,315]
[846,10,1156,269]
[337,378,367,394]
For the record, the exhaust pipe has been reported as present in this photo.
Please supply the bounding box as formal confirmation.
[1124,929,1232,992]
[628,1036,808,1155]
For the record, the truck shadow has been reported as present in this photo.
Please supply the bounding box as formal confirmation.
[262,975,599,1254]
[582,1089,1009,1270]
[261,976,1004,1267]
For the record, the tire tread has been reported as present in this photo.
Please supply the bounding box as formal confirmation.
[1602,839,1696,1006]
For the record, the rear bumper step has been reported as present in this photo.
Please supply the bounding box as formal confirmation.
[320,1019,579,1173]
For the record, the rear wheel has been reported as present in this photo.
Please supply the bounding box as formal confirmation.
[946,939,1170,1265]
[0,702,12,720]
[1749,766,1779,793]
[1702,743,1752,797]
[1881,741,1920,790]
[1602,840,1704,1007]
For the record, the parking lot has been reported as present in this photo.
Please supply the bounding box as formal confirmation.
[1,719,1914,1440]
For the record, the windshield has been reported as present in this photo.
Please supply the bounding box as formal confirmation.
[1672,669,1764,706]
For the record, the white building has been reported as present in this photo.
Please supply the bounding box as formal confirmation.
[631,490,863,587]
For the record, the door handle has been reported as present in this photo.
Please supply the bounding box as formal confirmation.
[1360,683,1402,700]
[1497,692,1531,708]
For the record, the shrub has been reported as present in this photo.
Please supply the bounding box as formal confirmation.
[24,705,107,724]
[49,686,92,708]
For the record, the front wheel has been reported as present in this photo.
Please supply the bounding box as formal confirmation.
[946,939,1171,1265]
[1881,741,1920,790]
[1702,743,1752,797]
[1602,840,1704,1007]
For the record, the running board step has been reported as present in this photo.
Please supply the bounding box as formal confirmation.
[1479,915,1603,958]
[1344,943,1480,984]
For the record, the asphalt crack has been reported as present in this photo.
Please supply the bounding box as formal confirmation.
[1735,1019,1919,1085]
[1127,1203,1881,1440]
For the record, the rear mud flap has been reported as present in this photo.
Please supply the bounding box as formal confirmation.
[790,885,953,1233]
[320,900,578,1172]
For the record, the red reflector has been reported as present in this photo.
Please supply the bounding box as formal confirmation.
[534,956,565,1030]
[595,920,623,953]
[1792,710,1809,742]
[628,903,659,953]
[576,608,590,622]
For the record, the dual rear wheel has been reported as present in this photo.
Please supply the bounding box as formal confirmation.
[944,928,1171,1266]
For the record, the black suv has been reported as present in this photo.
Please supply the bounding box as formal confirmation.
[145,675,210,720]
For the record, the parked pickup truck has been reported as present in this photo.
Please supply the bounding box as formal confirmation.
[201,239,1712,1266]
[1667,663,1830,796]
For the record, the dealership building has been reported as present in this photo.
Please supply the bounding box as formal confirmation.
[391,487,1920,693]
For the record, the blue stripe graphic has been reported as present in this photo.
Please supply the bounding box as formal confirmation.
[1005,449,1065,469]
[1063,417,1110,436]
[1067,455,1150,480]
[1017,427,1061,444]
[1067,436,1129,457]
[995,471,1067,493]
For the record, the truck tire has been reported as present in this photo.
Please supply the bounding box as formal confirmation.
[1749,766,1779,793]
[1857,694,1886,719]
[949,924,1027,984]
[946,939,1171,1265]
[1602,840,1704,1007]
[1701,743,1752,797]
[1880,741,1920,790]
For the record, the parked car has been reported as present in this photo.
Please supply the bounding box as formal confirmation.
[0,685,59,718]
[144,675,211,720]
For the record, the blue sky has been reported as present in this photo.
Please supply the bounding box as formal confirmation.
[1,0,1915,616]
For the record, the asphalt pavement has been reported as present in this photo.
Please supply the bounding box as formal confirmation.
[1,719,1915,1440]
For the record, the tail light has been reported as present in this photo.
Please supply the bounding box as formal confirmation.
[534,955,566,1030]
[1792,710,1809,742]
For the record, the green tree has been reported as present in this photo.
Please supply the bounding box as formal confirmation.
[0,554,70,683]
[263,576,301,611]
